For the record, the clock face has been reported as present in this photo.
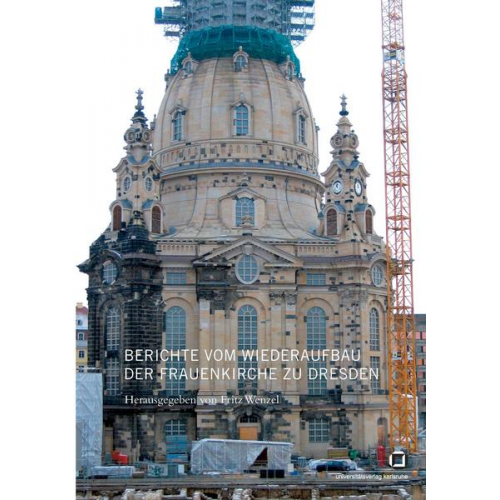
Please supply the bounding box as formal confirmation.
[350,135,359,148]
[142,130,152,143]
[332,180,343,195]
[331,133,343,148]
[125,129,136,144]
[354,179,363,196]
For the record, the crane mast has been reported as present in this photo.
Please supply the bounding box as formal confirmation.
[381,0,418,453]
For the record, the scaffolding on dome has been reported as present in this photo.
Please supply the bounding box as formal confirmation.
[168,24,302,75]
[155,0,315,46]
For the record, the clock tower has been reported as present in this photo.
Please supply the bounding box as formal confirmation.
[110,90,163,234]
[321,95,378,242]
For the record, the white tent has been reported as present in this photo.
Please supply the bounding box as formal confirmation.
[191,439,293,474]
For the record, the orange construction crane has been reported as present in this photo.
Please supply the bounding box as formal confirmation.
[380,0,418,453]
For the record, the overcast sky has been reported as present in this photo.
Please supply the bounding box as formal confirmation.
[73,0,426,313]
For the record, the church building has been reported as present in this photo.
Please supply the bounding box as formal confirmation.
[79,0,390,462]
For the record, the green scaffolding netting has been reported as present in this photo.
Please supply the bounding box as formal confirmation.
[170,25,301,75]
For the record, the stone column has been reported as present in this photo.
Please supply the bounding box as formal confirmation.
[213,306,227,395]
[269,292,284,393]
[284,291,298,394]
[340,288,358,404]
[198,297,211,395]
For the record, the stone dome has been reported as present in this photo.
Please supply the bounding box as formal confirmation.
[147,54,325,241]
[152,55,319,178]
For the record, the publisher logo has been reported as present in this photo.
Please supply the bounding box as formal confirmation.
[388,451,407,469]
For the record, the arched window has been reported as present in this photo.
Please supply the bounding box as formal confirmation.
[184,61,192,73]
[366,209,373,234]
[238,305,258,350]
[165,306,186,350]
[234,55,247,71]
[370,308,380,351]
[172,111,183,141]
[102,261,118,285]
[112,205,122,231]
[287,63,294,79]
[235,197,255,226]
[235,105,249,136]
[306,307,326,350]
[152,206,162,234]
[105,307,120,396]
[298,115,306,143]
[164,306,187,395]
[106,307,120,350]
[326,209,338,236]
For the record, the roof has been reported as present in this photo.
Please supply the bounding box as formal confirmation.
[169,25,302,75]
[355,203,369,212]
[153,55,319,178]
[339,159,360,170]
[328,202,345,213]
[126,154,149,165]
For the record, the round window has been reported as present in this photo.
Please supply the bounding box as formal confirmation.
[123,176,131,192]
[144,177,153,191]
[371,264,384,287]
[236,255,259,284]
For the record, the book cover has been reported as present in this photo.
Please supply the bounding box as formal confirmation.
[74,1,426,498]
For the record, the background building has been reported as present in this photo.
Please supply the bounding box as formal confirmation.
[415,313,426,429]
[79,0,390,462]
[76,302,88,370]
